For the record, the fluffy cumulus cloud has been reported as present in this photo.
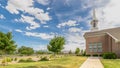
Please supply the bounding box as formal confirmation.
[15,29,55,40]
[25,32,54,40]
[57,20,78,28]
[5,0,51,30]
[68,27,81,33]
[43,25,49,28]
[15,29,23,32]
[63,31,85,51]
[20,15,40,30]
[36,0,50,5]
[0,14,5,19]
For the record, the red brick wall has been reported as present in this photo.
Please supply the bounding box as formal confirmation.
[85,35,109,55]
[113,42,120,57]
[85,34,120,57]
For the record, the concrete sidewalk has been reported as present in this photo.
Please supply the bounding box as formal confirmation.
[80,57,104,68]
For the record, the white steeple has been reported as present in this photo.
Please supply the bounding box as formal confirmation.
[90,9,98,31]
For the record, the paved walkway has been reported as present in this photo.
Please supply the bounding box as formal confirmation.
[80,57,104,68]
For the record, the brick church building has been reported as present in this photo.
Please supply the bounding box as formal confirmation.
[84,9,120,57]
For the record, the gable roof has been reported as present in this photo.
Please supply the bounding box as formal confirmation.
[84,27,120,43]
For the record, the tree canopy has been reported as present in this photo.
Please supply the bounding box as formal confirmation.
[47,36,65,54]
[69,50,72,54]
[75,48,80,55]
[18,46,34,55]
[0,32,17,54]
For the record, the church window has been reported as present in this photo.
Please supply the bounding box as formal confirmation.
[88,42,102,52]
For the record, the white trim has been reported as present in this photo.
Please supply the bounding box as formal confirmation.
[106,32,119,43]
[84,33,106,38]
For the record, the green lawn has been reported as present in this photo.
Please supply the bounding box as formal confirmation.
[0,56,87,68]
[101,59,120,68]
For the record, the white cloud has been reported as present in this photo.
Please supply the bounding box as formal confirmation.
[37,0,50,5]
[6,0,51,30]
[57,20,78,28]
[15,29,23,32]
[25,32,54,40]
[0,14,5,19]
[68,27,81,33]
[63,32,85,51]
[6,0,34,14]
[47,7,51,10]
[43,25,49,28]
[20,15,40,30]
[15,29,55,40]
[0,4,4,8]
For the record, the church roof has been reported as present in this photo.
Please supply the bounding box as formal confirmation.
[84,27,120,43]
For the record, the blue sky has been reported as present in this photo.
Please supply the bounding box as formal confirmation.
[0,0,120,51]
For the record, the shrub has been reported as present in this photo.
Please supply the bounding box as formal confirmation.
[39,56,49,61]
[1,59,6,64]
[93,54,98,56]
[18,58,35,63]
[14,57,17,61]
[1,57,12,64]
[103,52,117,59]
[26,58,35,62]
[82,50,86,56]
[86,54,90,57]
[76,54,81,56]
[18,59,26,62]
[99,54,103,57]
[11,58,14,61]
[6,57,12,62]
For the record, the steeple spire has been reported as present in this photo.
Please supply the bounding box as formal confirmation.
[93,9,97,20]
[90,9,99,31]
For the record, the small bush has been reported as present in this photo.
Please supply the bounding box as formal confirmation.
[93,54,98,56]
[86,54,90,57]
[18,59,26,62]
[39,57,49,61]
[18,58,35,63]
[2,57,12,62]
[82,51,86,56]
[11,58,14,61]
[76,54,81,56]
[103,52,117,59]
[26,58,35,62]
[6,57,12,62]
[1,59,6,63]
[14,57,17,61]
[99,54,103,57]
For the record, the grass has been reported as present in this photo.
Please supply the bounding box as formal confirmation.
[0,56,87,68]
[101,59,120,68]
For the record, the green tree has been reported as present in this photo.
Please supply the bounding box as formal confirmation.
[18,46,34,56]
[75,48,80,55]
[0,32,17,54]
[0,32,17,65]
[69,50,72,54]
[36,50,44,54]
[81,49,83,54]
[47,36,65,54]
